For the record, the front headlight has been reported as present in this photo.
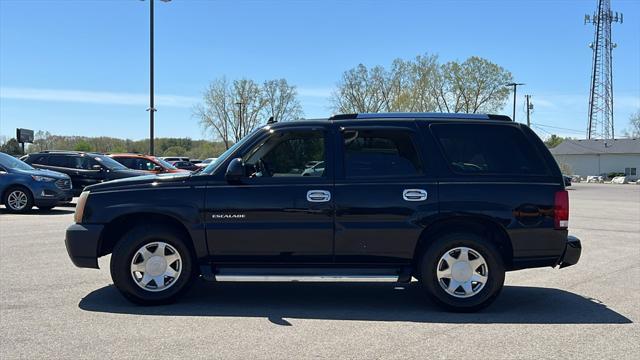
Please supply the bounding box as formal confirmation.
[74,191,90,223]
[32,175,56,182]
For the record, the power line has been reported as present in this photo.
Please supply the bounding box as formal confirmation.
[531,123,585,134]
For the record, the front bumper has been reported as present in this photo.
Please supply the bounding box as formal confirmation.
[558,235,582,268]
[33,184,73,207]
[65,223,104,269]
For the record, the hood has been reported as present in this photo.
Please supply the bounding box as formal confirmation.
[14,167,69,180]
[86,172,192,192]
[111,168,150,176]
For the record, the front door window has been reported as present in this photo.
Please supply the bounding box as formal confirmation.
[244,130,326,178]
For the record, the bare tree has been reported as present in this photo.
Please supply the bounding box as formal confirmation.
[623,110,640,138]
[332,54,512,115]
[330,64,388,113]
[195,78,304,148]
[262,79,303,122]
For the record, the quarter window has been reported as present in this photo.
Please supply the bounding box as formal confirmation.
[432,124,548,175]
[342,129,423,178]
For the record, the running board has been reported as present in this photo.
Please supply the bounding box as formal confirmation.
[205,267,413,283]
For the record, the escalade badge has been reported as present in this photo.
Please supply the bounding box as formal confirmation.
[211,214,246,219]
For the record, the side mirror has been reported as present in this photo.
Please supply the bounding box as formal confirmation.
[225,158,245,183]
[92,164,103,171]
[153,165,163,172]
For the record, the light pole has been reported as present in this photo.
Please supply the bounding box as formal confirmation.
[236,101,243,138]
[505,82,525,122]
[142,0,171,156]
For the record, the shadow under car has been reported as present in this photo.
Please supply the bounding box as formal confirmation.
[78,281,632,326]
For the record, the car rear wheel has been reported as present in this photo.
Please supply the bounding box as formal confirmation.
[419,233,505,312]
[3,186,33,213]
[110,225,195,305]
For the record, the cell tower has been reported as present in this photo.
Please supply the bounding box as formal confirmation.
[584,0,622,140]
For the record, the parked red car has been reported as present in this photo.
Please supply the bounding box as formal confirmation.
[109,154,189,174]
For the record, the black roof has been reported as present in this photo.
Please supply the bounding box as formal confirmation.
[29,150,104,156]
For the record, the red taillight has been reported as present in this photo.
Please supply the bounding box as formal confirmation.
[554,190,569,229]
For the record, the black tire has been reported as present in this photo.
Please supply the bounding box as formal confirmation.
[3,186,34,213]
[110,224,195,305]
[38,206,55,211]
[419,232,505,312]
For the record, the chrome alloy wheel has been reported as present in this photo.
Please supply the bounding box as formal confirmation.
[130,242,182,292]
[7,190,28,211]
[436,247,489,298]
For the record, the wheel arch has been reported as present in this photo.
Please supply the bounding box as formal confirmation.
[412,216,514,273]
[2,183,34,200]
[99,212,197,260]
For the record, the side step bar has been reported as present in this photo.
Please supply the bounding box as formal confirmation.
[201,266,413,283]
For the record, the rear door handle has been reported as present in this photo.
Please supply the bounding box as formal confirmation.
[307,190,331,203]
[403,189,428,201]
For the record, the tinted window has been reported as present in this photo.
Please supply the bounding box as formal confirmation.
[114,157,135,168]
[48,155,75,168]
[27,155,48,165]
[432,124,548,175]
[342,129,423,178]
[48,155,99,170]
[117,157,156,171]
[245,130,325,177]
[93,155,127,170]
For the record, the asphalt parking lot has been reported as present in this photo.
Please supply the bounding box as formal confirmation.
[1,183,639,359]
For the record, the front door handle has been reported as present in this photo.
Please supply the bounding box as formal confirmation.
[307,190,331,203]
[403,189,428,201]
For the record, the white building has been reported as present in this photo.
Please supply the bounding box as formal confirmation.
[550,138,640,180]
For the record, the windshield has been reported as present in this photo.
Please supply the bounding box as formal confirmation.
[199,128,261,175]
[94,155,128,170]
[0,152,35,171]
[155,157,178,170]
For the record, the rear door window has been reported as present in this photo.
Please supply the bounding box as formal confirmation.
[48,155,74,168]
[29,155,48,164]
[341,129,423,178]
[431,124,548,175]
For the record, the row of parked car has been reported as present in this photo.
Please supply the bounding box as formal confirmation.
[0,150,216,213]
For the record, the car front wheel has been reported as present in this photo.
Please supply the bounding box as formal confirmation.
[3,186,34,213]
[110,225,195,305]
[419,233,505,312]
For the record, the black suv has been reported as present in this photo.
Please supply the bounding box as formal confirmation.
[23,151,146,196]
[65,113,581,311]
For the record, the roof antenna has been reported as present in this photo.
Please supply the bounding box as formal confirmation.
[267,116,276,124]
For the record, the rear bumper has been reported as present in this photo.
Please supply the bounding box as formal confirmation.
[558,235,582,268]
[65,223,104,269]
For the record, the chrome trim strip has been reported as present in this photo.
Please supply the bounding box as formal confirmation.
[92,186,191,194]
[215,275,399,282]
[438,182,561,186]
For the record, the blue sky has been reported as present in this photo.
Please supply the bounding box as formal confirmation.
[1,0,639,141]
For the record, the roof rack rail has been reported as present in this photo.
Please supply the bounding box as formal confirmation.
[487,114,513,122]
[328,113,357,120]
[329,112,513,121]
[40,150,79,153]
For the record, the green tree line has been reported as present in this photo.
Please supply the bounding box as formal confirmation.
[0,131,228,159]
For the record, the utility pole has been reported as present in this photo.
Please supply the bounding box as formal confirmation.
[505,82,525,122]
[525,95,533,127]
[585,0,622,140]
[143,0,171,155]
